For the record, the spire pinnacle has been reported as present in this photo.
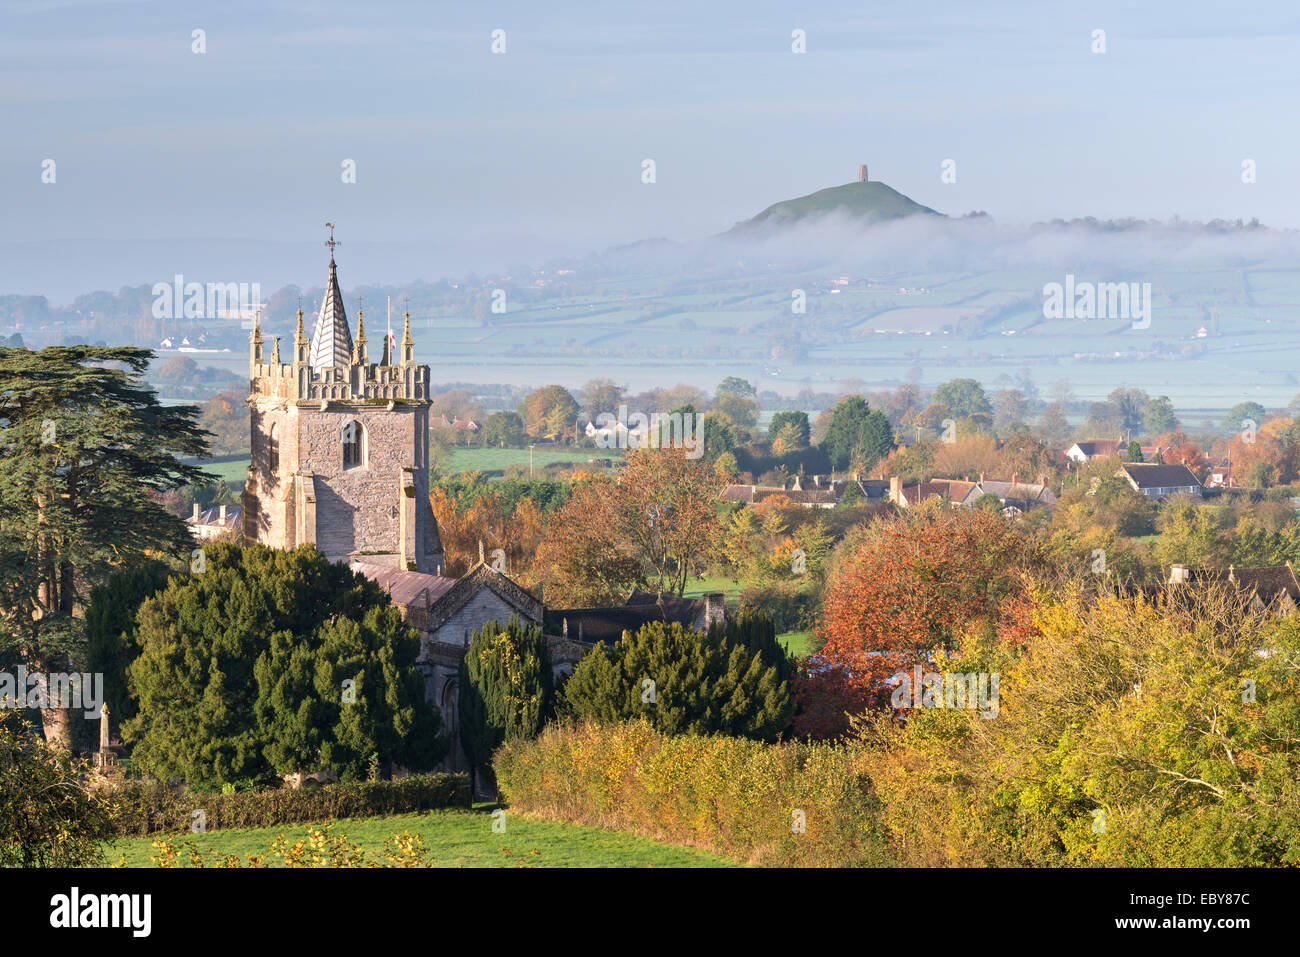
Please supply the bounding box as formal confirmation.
[354,301,368,365]
[308,251,353,371]
[400,305,414,365]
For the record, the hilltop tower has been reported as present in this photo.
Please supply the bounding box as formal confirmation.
[241,247,443,572]
[858,164,868,183]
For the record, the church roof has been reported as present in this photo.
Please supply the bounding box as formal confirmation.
[351,562,456,607]
[309,256,354,372]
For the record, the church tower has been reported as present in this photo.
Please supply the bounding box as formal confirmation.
[241,240,443,573]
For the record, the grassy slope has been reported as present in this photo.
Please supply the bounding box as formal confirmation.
[103,808,736,868]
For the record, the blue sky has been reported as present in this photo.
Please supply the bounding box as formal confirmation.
[3,0,1298,296]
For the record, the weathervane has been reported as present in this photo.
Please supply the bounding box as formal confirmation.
[324,222,340,259]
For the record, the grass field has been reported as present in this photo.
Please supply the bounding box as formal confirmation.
[777,630,817,657]
[442,447,608,477]
[194,456,250,490]
[102,807,735,868]
[682,574,745,599]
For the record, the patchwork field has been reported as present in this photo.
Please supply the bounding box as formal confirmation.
[102,808,735,868]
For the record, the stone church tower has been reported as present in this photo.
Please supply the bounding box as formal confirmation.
[241,250,443,572]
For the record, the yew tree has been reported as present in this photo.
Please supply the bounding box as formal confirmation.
[125,543,445,787]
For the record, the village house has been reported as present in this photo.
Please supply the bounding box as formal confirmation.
[1065,438,1124,463]
[720,474,889,509]
[1117,462,1203,499]
[1205,460,1237,489]
[186,502,241,539]
[957,474,1058,514]
[887,476,975,508]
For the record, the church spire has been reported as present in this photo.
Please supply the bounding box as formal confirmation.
[308,247,354,372]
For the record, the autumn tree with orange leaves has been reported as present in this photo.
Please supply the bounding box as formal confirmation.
[429,488,545,585]
[537,447,723,606]
[793,502,1041,739]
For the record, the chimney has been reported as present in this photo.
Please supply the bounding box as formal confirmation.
[1038,473,1047,488]
[218,504,227,522]
[889,475,901,504]
[1011,471,1019,489]
[858,164,868,183]
[192,502,201,522]
[702,592,725,628]
[1168,564,1189,584]
[979,472,986,485]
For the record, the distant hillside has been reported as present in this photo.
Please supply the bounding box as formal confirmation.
[726,180,944,236]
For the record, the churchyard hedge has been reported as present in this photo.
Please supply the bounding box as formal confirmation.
[110,773,470,836]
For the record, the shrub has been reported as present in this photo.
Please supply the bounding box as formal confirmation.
[0,715,119,866]
[494,719,888,867]
[560,612,793,741]
[458,616,555,794]
[109,773,469,836]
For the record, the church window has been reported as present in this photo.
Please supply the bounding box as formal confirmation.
[343,420,365,469]
[267,423,279,474]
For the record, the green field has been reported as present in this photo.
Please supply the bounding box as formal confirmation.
[102,808,735,868]
[777,630,817,657]
[193,456,250,491]
[442,447,611,477]
[682,574,745,600]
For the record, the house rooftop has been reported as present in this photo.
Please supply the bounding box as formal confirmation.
[1119,462,1202,489]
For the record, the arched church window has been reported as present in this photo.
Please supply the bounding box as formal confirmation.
[342,420,365,469]
[267,423,279,475]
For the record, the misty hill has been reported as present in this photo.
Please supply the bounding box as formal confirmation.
[726,180,944,236]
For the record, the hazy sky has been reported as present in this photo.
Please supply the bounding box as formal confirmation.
[3,0,1298,297]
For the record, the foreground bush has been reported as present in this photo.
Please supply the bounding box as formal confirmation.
[498,582,1300,868]
[494,719,888,867]
[110,773,470,836]
[0,717,119,866]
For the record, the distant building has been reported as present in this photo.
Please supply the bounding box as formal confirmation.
[888,476,976,508]
[1166,563,1300,617]
[1117,462,1202,499]
[1065,438,1124,463]
[1205,460,1237,488]
[720,474,889,509]
[187,502,241,540]
[437,414,481,432]
[958,474,1057,514]
[546,590,725,645]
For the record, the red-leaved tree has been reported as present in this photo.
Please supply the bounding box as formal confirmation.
[794,503,1040,738]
